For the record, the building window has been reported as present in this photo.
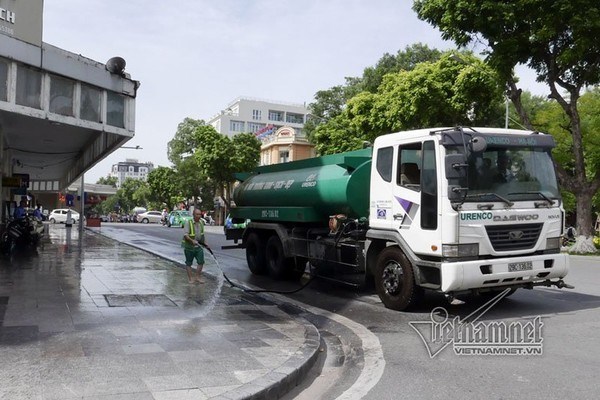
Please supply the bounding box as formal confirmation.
[49,75,74,116]
[107,91,125,128]
[230,120,245,132]
[268,110,283,121]
[16,64,42,109]
[279,149,290,163]
[0,58,8,102]
[252,109,262,120]
[80,84,101,123]
[247,122,266,133]
[286,112,304,124]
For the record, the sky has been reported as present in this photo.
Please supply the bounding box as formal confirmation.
[42,0,549,184]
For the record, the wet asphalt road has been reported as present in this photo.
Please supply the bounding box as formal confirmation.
[109,223,600,400]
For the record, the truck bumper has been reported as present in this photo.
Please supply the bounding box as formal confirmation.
[439,253,569,292]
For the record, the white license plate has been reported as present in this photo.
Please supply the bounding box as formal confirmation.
[508,261,533,272]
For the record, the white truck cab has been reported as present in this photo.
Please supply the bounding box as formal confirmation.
[368,127,569,309]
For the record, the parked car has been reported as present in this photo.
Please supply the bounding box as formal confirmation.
[167,210,192,228]
[48,209,81,224]
[138,211,163,224]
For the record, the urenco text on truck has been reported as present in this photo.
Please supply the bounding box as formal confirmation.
[225,127,570,310]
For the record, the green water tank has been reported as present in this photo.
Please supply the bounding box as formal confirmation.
[232,148,372,223]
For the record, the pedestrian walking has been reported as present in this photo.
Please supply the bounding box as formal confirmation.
[182,208,208,283]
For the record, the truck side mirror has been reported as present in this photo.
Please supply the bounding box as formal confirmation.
[445,154,468,179]
[470,136,487,153]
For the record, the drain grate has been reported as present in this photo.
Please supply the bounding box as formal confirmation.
[104,294,177,307]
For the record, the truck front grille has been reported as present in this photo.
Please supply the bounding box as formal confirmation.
[485,223,543,251]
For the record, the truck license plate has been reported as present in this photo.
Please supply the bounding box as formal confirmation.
[508,261,533,272]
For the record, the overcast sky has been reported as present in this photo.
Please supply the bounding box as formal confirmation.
[42,1,548,183]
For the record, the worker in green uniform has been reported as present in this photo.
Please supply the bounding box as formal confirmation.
[182,208,208,283]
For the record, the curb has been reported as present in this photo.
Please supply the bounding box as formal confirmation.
[86,227,321,399]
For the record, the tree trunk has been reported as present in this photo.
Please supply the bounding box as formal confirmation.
[569,189,598,254]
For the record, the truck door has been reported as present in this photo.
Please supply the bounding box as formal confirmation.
[393,140,439,254]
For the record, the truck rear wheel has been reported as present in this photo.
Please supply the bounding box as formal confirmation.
[374,247,422,311]
[265,235,294,280]
[246,233,267,275]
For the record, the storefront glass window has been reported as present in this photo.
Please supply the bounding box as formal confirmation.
[0,58,8,102]
[80,84,101,122]
[107,91,125,128]
[49,75,74,116]
[16,65,42,109]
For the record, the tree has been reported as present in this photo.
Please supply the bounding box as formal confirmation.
[193,128,261,211]
[230,133,261,173]
[166,119,260,215]
[361,43,443,93]
[117,178,149,213]
[532,88,600,220]
[167,119,214,208]
[306,44,443,139]
[413,0,600,252]
[312,52,505,155]
[96,176,117,187]
[167,118,206,164]
[147,166,179,210]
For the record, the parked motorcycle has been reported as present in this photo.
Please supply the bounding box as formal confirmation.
[1,216,44,255]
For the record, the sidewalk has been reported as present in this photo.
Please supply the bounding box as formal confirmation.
[0,224,319,400]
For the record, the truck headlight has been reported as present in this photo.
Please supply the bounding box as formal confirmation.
[546,237,561,250]
[442,243,479,258]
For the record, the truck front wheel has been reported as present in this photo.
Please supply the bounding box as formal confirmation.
[374,247,422,311]
[266,235,294,280]
[246,233,267,275]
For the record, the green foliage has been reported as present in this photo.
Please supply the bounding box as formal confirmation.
[116,178,149,213]
[166,120,260,209]
[361,43,443,93]
[231,133,261,173]
[312,114,366,155]
[532,89,600,214]
[306,43,444,139]
[312,52,505,154]
[194,126,234,189]
[413,0,600,86]
[167,118,206,165]
[147,166,179,210]
[95,175,118,187]
[414,0,600,241]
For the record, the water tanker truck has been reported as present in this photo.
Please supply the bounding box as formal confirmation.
[225,127,570,310]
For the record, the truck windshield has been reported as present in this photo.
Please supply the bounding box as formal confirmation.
[461,147,560,202]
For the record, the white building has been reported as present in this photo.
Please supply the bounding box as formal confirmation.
[208,97,309,138]
[110,159,154,188]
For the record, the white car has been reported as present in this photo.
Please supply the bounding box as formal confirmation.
[137,211,163,224]
[48,209,81,224]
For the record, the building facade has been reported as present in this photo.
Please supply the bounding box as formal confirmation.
[259,126,315,166]
[208,97,309,138]
[110,159,154,188]
[0,0,139,223]
[208,97,315,165]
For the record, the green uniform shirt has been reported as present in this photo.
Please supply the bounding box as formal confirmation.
[181,219,205,249]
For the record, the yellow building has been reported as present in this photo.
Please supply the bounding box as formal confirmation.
[259,126,315,165]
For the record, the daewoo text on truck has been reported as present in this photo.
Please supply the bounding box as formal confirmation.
[225,127,570,310]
